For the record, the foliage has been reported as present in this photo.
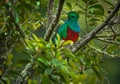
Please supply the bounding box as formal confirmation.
[0,0,120,84]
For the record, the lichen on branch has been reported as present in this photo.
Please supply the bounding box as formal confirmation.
[44,0,65,42]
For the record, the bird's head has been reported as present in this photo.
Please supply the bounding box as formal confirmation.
[67,12,79,21]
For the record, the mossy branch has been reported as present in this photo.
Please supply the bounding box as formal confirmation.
[44,0,65,42]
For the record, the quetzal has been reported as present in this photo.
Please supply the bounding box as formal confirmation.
[58,12,80,42]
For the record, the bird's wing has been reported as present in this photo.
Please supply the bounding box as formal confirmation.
[68,21,80,32]
[58,23,68,38]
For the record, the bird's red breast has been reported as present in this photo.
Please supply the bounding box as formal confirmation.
[62,27,79,42]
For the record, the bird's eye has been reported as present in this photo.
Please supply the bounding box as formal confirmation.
[71,16,75,18]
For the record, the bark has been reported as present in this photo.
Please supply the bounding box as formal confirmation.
[44,0,65,42]
[47,0,54,28]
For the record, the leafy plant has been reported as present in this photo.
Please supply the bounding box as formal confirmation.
[0,0,120,84]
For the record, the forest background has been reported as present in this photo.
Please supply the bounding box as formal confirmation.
[0,0,120,84]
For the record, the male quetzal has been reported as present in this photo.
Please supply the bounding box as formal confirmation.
[58,12,80,42]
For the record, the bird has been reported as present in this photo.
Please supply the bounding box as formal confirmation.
[58,12,80,42]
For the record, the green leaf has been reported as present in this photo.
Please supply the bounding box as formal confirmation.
[6,54,13,65]
[35,1,40,8]
[41,74,50,84]
[38,0,48,17]
[28,79,37,84]
[55,34,61,46]
[0,69,3,75]
[62,40,73,46]
[32,34,40,43]
[88,0,98,5]
[89,17,101,21]
[92,66,103,81]
[15,13,19,23]
[106,45,118,54]
[116,38,120,42]
[32,22,41,30]
[66,2,72,10]
[25,39,32,50]
[5,2,12,7]
[88,75,97,84]
[1,77,10,84]
[81,0,88,2]
[69,59,77,70]
[9,70,21,77]
[102,0,114,6]
[44,68,52,75]
[15,59,30,64]
[89,4,104,15]
[69,71,77,79]
[61,71,70,84]
[73,74,87,83]
[37,57,49,66]
[52,58,60,67]
[60,48,75,59]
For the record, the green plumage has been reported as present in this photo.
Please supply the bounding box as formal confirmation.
[58,12,80,38]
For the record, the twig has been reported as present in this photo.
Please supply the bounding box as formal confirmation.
[16,62,33,84]
[4,2,25,38]
[95,34,120,38]
[88,44,117,57]
[44,0,65,42]
[96,38,120,46]
[85,1,89,32]
[0,16,7,34]
[68,0,120,53]
[109,25,117,34]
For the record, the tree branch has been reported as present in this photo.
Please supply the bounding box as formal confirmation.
[47,0,54,28]
[88,45,117,57]
[96,38,120,46]
[68,0,120,53]
[44,0,65,42]
[4,1,25,38]
[95,34,120,39]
